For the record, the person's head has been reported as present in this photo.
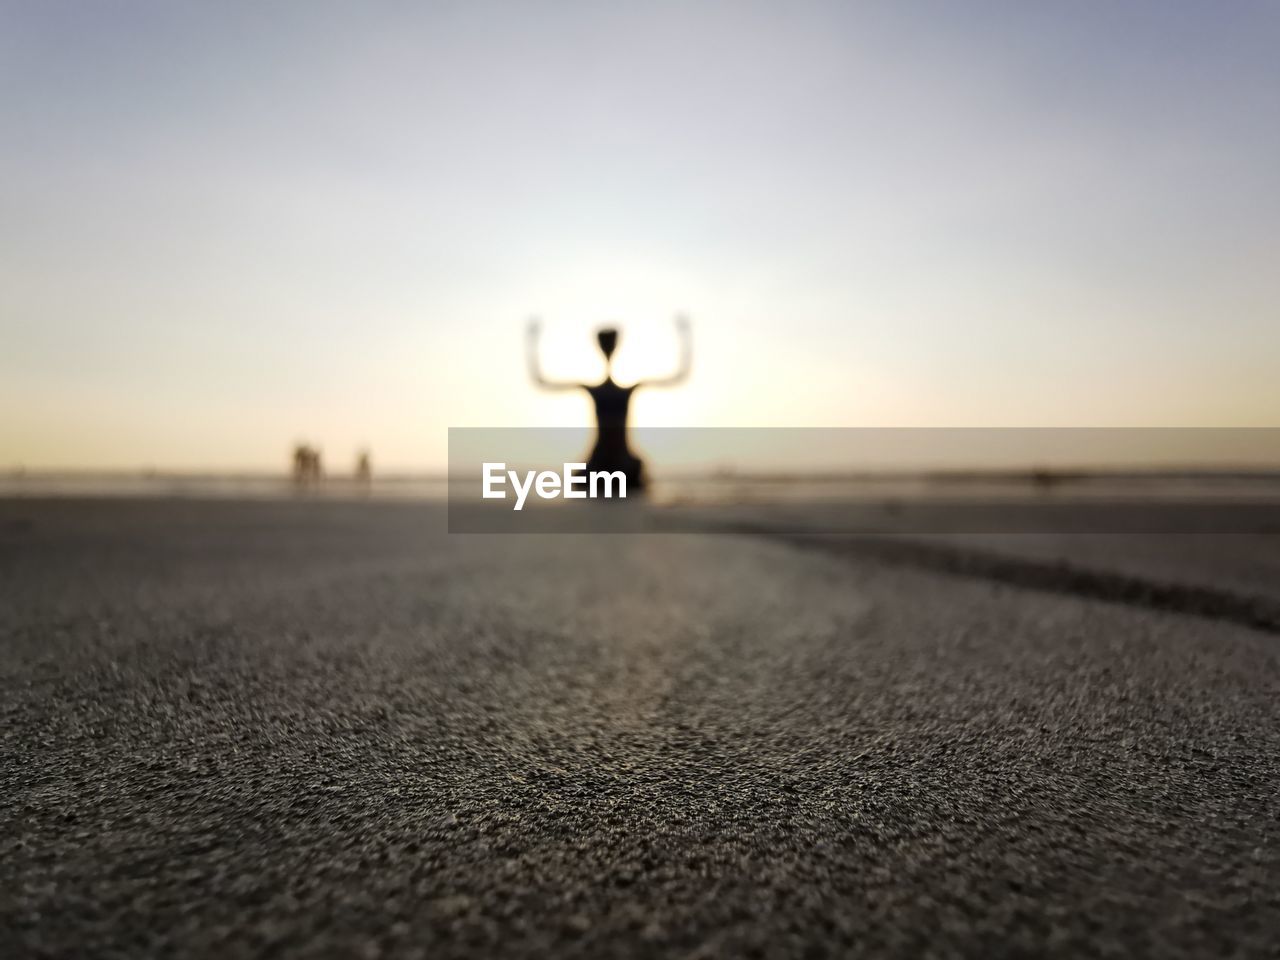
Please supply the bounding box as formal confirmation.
[596,327,619,360]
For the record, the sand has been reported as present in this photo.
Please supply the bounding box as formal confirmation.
[2,497,1278,957]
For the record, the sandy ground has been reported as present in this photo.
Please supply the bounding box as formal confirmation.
[2,498,1278,958]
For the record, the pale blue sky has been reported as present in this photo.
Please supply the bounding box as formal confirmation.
[2,1,1277,469]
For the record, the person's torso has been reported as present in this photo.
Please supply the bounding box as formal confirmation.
[586,381,635,429]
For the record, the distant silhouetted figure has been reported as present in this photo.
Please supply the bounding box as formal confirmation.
[527,315,691,492]
[292,443,323,489]
[355,449,372,486]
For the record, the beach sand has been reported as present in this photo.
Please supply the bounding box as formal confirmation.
[2,498,1278,957]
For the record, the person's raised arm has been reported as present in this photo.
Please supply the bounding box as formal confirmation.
[636,314,692,388]
[526,317,582,391]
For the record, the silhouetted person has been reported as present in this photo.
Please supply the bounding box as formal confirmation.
[291,443,323,489]
[355,449,372,485]
[527,315,691,493]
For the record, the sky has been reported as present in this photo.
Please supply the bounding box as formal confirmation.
[2,0,1278,471]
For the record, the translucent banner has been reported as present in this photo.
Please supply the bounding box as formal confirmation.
[448,428,1280,534]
